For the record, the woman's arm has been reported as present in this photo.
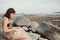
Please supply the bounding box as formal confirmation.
[2,18,16,33]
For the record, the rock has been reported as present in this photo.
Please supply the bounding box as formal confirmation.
[22,27,29,31]
[13,16,31,27]
[37,21,60,40]
[39,37,48,40]
[31,21,39,32]
[28,33,40,40]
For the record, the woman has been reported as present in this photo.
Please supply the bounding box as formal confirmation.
[2,8,32,40]
[2,8,16,40]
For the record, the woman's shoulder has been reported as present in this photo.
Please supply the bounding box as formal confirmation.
[3,17,8,20]
[2,17,9,22]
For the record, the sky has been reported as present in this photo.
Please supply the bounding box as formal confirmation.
[0,0,60,14]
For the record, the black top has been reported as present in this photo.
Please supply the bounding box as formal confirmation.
[7,23,10,27]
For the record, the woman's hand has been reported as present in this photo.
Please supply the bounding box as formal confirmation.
[11,28,17,37]
[12,28,17,32]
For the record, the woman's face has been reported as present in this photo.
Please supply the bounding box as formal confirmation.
[10,13,15,19]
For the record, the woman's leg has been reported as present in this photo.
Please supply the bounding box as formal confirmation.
[12,27,26,40]
[12,27,32,40]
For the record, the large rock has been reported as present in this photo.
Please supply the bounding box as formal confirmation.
[13,16,31,27]
[37,21,60,40]
[28,33,40,40]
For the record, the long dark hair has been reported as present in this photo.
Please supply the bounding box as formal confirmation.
[4,8,15,19]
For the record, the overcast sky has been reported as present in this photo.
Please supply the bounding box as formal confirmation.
[0,0,60,14]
